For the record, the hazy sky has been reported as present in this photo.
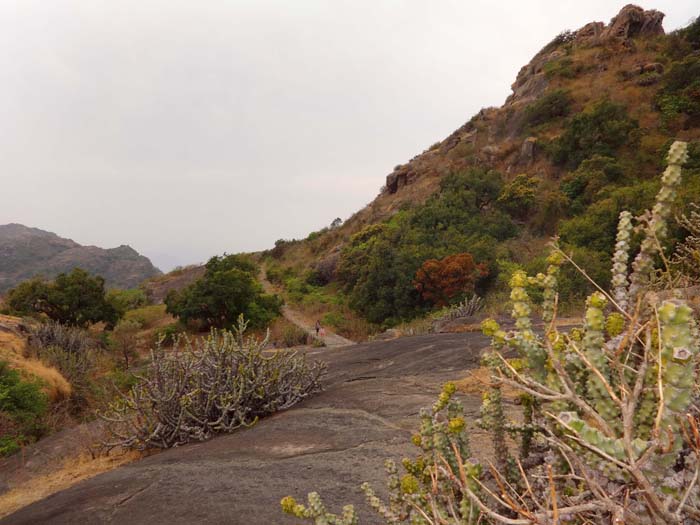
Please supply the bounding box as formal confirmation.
[1,1,697,271]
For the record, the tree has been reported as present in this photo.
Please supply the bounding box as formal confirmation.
[496,174,540,219]
[165,255,281,330]
[111,319,140,369]
[413,253,488,307]
[6,269,119,328]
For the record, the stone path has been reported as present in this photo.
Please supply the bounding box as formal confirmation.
[260,267,355,347]
[2,331,499,525]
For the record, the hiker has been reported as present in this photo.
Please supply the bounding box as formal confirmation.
[315,320,321,337]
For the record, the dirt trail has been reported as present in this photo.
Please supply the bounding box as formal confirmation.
[259,267,354,347]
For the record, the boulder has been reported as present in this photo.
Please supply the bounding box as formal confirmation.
[520,137,537,163]
[601,4,665,41]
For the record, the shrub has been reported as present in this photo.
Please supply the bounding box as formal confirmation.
[521,89,572,129]
[281,325,309,347]
[6,269,120,328]
[337,169,516,324]
[28,322,97,410]
[0,361,48,455]
[672,203,700,283]
[656,56,700,126]
[496,174,540,219]
[110,319,140,369]
[106,288,149,317]
[283,141,700,524]
[550,100,638,169]
[123,304,166,328]
[165,255,281,330]
[413,253,488,307]
[29,320,94,354]
[152,322,185,346]
[101,317,324,450]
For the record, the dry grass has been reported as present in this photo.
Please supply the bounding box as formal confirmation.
[0,315,71,401]
[0,450,142,519]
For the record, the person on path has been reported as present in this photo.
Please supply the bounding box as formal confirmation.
[315,320,321,337]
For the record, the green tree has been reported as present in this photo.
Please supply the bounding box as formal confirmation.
[6,269,119,328]
[165,256,281,330]
[497,174,540,219]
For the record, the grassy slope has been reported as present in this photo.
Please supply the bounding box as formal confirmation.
[261,19,700,331]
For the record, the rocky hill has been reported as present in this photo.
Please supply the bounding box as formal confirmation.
[263,4,700,327]
[0,224,161,293]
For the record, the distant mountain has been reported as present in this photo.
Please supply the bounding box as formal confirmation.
[0,223,162,293]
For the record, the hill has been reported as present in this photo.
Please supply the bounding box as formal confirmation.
[261,4,700,329]
[0,224,161,293]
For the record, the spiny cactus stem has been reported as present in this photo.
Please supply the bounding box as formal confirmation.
[554,247,632,320]
[566,339,621,407]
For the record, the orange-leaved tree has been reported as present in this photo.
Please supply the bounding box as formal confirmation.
[413,252,488,307]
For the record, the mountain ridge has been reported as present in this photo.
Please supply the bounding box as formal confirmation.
[0,223,162,293]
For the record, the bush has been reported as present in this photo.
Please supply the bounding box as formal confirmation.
[29,320,94,354]
[28,322,97,410]
[123,304,166,328]
[337,169,516,324]
[521,89,572,129]
[413,253,488,307]
[6,269,120,328]
[496,174,540,219]
[152,322,185,346]
[110,319,140,369]
[281,325,309,347]
[106,288,149,317]
[0,361,48,455]
[549,100,638,169]
[101,318,324,450]
[656,56,700,126]
[165,254,282,330]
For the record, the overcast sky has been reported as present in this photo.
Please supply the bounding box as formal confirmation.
[0,1,697,271]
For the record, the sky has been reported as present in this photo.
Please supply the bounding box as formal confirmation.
[0,1,697,271]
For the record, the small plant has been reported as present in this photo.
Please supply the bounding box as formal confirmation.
[100,316,324,450]
[433,295,484,323]
[281,324,310,347]
[110,319,140,369]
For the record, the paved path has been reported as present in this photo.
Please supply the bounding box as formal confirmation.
[260,267,355,347]
[2,332,499,525]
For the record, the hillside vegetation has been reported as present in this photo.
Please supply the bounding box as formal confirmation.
[263,6,700,331]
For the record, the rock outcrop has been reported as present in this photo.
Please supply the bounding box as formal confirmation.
[601,4,664,41]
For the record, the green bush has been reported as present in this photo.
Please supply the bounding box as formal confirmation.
[496,174,540,219]
[656,56,700,126]
[337,169,516,325]
[165,254,282,330]
[0,361,48,455]
[6,269,120,328]
[549,100,638,169]
[106,288,149,317]
[521,89,572,129]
